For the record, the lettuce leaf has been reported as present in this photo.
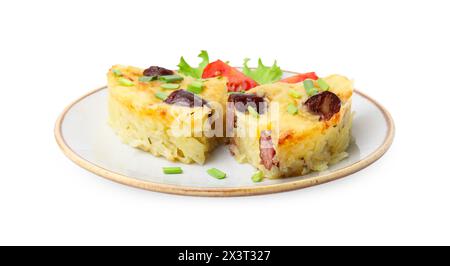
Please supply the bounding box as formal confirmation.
[177,50,209,78]
[242,58,283,84]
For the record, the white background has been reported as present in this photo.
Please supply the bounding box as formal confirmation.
[1,0,449,245]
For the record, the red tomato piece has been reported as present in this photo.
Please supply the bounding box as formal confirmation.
[202,60,258,92]
[280,72,319,83]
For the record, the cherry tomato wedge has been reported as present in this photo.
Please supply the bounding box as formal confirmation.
[202,60,258,92]
[280,72,318,83]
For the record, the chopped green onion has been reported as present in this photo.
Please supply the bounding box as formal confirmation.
[303,79,318,96]
[287,103,298,115]
[163,167,183,174]
[251,171,264,182]
[247,106,259,118]
[139,76,157,82]
[117,77,134,87]
[317,78,329,91]
[207,168,226,179]
[228,91,245,95]
[161,83,180,90]
[112,69,122,77]
[306,87,319,96]
[288,89,302,98]
[187,80,203,94]
[159,75,184,83]
[155,91,168,100]
[303,79,314,89]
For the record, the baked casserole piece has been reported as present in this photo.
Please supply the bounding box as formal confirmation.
[107,65,227,164]
[227,74,353,178]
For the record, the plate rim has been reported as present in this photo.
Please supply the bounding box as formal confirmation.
[54,72,395,197]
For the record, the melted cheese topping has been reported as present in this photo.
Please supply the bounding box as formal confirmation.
[245,75,353,146]
[107,65,228,112]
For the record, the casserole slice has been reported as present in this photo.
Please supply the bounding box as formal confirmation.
[107,65,227,164]
[227,75,353,178]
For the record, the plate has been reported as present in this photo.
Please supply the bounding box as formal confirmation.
[55,71,394,196]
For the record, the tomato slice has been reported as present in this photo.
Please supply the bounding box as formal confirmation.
[202,60,258,92]
[280,72,318,83]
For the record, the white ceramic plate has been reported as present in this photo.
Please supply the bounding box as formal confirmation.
[55,71,394,196]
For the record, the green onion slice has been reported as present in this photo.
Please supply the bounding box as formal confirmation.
[251,171,264,182]
[303,79,314,89]
[163,167,183,174]
[287,103,298,115]
[159,75,184,83]
[288,89,302,98]
[207,168,226,179]
[306,87,319,96]
[112,69,122,77]
[187,80,203,94]
[117,77,134,87]
[155,91,168,100]
[228,91,246,95]
[161,83,180,90]
[317,78,329,91]
[247,106,259,118]
[139,76,157,82]
[303,79,318,96]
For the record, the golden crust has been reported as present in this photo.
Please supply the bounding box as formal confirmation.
[245,75,353,147]
[107,65,228,112]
